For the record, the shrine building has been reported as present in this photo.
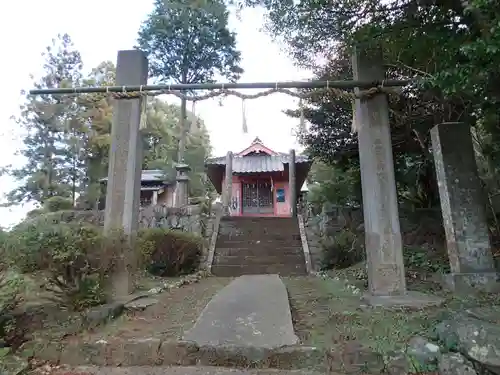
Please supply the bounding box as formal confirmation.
[205,137,311,217]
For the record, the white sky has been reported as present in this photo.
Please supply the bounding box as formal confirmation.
[0,0,311,228]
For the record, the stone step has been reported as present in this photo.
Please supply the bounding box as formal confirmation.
[217,235,301,243]
[40,340,383,373]
[53,366,326,375]
[220,219,298,224]
[215,247,303,257]
[219,224,298,229]
[219,221,300,226]
[215,240,302,252]
[218,225,301,232]
[213,254,306,266]
[218,233,301,239]
[219,221,299,229]
[218,237,301,242]
[219,220,298,226]
[211,264,307,277]
[220,217,297,222]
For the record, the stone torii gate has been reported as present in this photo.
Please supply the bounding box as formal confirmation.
[30,48,499,301]
[352,49,498,306]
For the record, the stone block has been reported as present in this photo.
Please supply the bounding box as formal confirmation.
[118,337,162,366]
[124,297,158,311]
[197,344,269,368]
[158,340,199,366]
[60,341,109,366]
[406,336,440,372]
[82,302,124,330]
[327,342,385,374]
[431,122,497,292]
[439,353,477,375]
[465,305,500,324]
[266,346,326,370]
[362,290,444,308]
[443,272,500,293]
[28,339,63,363]
[435,316,500,368]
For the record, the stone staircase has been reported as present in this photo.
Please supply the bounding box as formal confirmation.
[211,216,307,276]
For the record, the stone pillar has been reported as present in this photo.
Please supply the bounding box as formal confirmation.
[152,190,158,206]
[352,47,406,297]
[103,50,148,298]
[222,151,233,216]
[175,163,191,207]
[431,122,499,292]
[289,149,297,217]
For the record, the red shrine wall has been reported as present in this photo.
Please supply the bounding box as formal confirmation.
[222,171,292,217]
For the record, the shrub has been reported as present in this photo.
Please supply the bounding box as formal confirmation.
[4,220,49,273]
[4,211,104,273]
[26,208,45,218]
[320,229,364,270]
[0,229,7,252]
[38,224,106,310]
[43,196,74,212]
[7,220,119,311]
[0,270,25,347]
[137,228,202,277]
[404,246,450,274]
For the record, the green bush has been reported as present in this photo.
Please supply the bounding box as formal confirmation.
[25,208,45,218]
[137,228,202,277]
[0,270,25,347]
[6,220,119,311]
[5,220,48,273]
[320,229,364,270]
[0,229,7,252]
[404,246,450,274]
[38,224,109,310]
[43,196,74,212]
[5,211,104,273]
[5,216,202,309]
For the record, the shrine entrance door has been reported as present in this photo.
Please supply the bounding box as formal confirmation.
[242,180,274,215]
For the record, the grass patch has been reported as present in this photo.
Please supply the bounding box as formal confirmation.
[284,272,500,355]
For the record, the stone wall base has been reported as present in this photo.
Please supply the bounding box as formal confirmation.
[362,291,443,308]
[442,272,500,293]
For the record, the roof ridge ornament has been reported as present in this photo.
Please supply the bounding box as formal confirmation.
[251,137,263,144]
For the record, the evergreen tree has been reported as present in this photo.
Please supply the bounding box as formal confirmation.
[75,61,115,209]
[136,0,242,167]
[142,98,212,198]
[3,34,83,206]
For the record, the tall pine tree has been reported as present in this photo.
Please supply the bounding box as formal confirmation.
[75,61,115,209]
[136,0,242,169]
[3,34,83,206]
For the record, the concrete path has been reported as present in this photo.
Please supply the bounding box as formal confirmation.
[183,274,299,348]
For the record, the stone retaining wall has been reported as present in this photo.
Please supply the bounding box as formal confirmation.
[30,338,383,373]
[301,203,445,271]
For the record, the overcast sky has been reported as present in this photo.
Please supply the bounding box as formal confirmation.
[0,0,311,228]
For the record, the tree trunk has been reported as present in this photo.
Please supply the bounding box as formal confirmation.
[72,156,77,206]
[177,97,188,163]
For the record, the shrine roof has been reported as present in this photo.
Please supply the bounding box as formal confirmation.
[100,169,173,184]
[206,153,309,173]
